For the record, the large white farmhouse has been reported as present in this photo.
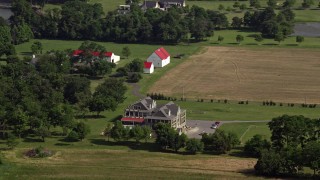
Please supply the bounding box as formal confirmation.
[147,47,170,68]
[144,61,154,74]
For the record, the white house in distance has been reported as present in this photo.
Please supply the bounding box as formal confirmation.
[144,61,154,74]
[103,52,120,64]
[147,47,170,68]
[72,50,121,64]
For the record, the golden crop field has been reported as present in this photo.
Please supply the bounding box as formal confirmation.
[149,47,320,104]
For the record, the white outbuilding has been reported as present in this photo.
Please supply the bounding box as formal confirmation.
[147,47,170,68]
[144,61,154,74]
[103,52,120,64]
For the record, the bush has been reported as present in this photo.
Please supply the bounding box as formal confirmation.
[25,146,53,158]
[186,138,204,154]
[128,72,142,83]
[66,131,79,142]
[244,134,271,157]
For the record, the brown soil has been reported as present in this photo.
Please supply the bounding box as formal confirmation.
[149,46,320,103]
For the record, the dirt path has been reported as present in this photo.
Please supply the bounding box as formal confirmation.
[128,83,144,98]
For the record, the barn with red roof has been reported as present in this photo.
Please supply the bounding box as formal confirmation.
[72,50,121,64]
[143,61,154,74]
[146,47,170,68]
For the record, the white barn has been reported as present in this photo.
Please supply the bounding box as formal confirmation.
[147,47,170,68]
[144,61,154,74]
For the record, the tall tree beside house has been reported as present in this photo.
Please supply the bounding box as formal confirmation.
[186,138,204,154]
[130,126,144,143]
[142,126,152,143]
[88,78,127,116]
[110,121,125,142]
[31,41,43,54]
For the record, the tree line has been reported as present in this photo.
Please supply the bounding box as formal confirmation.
[6,0,229,45]
[243,115,320,177]
[0,49,127,144]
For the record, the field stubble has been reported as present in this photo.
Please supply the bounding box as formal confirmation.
[150,46,320,104]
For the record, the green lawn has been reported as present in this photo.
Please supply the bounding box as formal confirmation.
[0,148,262,180]
[188,0,320,22]
[16,39,199,60]
[156,100,320,121]
[89,0,125,13]
[43,0,124,13]
[207,30,320,48]
[220,122,271,144]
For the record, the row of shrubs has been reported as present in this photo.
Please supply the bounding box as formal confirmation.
[301,104,317,108]
[148,94,319,108]
[24,146,53,158]
[147,93,177,101]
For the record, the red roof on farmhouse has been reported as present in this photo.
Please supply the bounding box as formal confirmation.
[104,52,113,57]
[72,50,84,56]
[154,47,170,60]
[121,117,145,123]
[144,62,153,69]
[72,50,113,57]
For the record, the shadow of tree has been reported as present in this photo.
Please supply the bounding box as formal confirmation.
[55,143,71,146]
[90,138,162,152]
[20,52,32,56]
[286,44,298,46]
[23,137,43,142]
[75,114,106,119]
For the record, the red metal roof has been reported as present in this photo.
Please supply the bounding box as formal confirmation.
[154,47,170,60]
[91,51,100,57]
[72,50,113,57]
[72,50,84,56]
[121,117,144,123]
[104,52,113,57]
[144,62,153,69]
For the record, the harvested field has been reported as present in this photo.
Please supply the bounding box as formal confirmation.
[149,47,320,104]
[1,149,259,179]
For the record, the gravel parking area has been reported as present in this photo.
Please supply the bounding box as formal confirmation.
[185,120,219,139]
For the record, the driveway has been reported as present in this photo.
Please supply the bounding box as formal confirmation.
[185,120,217,139]
[185,120,270,139]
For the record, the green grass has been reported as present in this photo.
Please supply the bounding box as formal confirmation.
[207,30,320,48]
[89,0,125,13]
[15,39,198,60]
[156,100,320,121]
[43,0,125,13]
[188,0,320,22]
[0,148,262,180]
[220,122,271,144]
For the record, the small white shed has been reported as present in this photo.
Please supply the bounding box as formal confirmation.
[144,61,154,74]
